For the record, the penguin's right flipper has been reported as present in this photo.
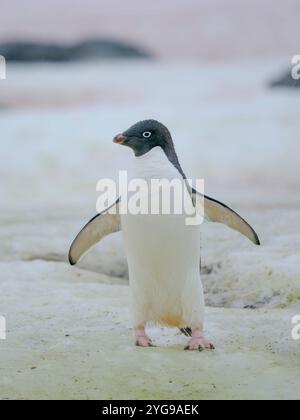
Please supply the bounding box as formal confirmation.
[68,199,121,265]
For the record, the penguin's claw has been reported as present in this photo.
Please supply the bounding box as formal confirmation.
[135,336,154,347]
[180,327,192,337]
[184,336,215,351]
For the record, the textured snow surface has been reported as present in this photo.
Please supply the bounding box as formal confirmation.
[0,261,299,400]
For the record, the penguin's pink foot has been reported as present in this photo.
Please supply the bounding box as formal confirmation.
[134,326,154,347]
[184,328,214,351]
[135,335,154,347]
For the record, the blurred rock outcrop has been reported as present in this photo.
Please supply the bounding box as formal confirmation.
[0,39,153,62]
[270,69,300,88]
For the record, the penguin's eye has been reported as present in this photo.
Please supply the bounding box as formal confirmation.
[142,131,152,139]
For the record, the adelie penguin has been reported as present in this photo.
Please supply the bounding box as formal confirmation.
[69,120,260,351]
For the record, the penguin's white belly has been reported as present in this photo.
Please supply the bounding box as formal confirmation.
[122,212,203,327]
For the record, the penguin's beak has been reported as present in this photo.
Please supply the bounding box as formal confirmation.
[113,133,127,145]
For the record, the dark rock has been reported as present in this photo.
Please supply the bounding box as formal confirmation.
[0,42,68,62]
[0,39,153,62]
[71,39,152,60]
[270,69,300,88]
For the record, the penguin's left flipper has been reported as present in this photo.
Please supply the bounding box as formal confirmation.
[68,199,121,265]
[192,189,260,245]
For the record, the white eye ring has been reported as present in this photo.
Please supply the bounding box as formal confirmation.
[142,131,152,138]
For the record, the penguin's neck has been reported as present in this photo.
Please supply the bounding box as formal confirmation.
[129,146,184,180]
[163,143,186,179]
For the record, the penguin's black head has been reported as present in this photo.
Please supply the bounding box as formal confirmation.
[113,119,173,157]
[113,119,186,178]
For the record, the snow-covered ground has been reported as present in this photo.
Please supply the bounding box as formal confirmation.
[0,60,300,399]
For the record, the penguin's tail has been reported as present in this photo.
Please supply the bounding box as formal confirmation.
[180,327,192,337]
